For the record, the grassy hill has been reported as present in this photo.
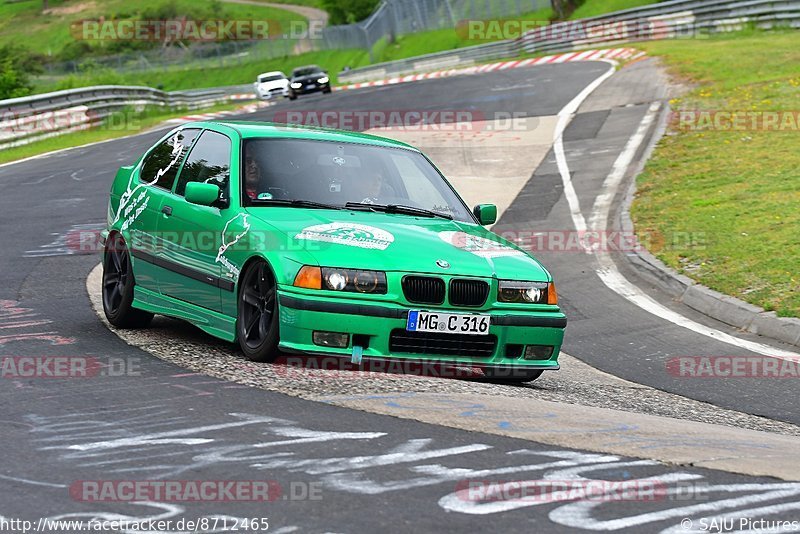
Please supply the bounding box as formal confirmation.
[0,0,303,56]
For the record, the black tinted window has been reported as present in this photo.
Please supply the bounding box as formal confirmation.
[175,131,232,198]
[293,67,322,77]
[242,138,473,221]
[140,129,200,190]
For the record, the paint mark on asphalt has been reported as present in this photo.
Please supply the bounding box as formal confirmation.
[0,300,75,346]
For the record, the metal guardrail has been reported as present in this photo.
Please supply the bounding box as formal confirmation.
[519,0,800,54]
[338,0,800,83]
[0,85,252,150]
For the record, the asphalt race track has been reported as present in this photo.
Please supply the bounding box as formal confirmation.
[2,60,800,532]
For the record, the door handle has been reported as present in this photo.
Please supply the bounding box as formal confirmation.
[161,205,173,216]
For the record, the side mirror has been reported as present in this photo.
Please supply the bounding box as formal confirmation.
[185,182,220,207]
[473,204,497,225]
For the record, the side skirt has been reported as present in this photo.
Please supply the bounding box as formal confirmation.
[133,286,237,342]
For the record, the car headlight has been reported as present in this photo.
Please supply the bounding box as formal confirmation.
[293,266,387,294]
[317,76,329,84]
[498,281,557,304]
[291,82,302,89]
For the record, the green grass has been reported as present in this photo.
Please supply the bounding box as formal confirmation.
[569,0,661,19]
[632,30,800,317]
[0,100,246,165]
[0,0,304,56]
[241,0,324,8]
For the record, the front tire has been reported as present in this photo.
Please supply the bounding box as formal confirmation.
[102,233,154,328]
[237,260,280,362]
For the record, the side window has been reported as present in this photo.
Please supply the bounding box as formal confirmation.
[175,130,232,199]
[140,129,200,190]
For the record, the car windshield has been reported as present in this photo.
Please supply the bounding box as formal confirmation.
[259,74,284,82]
[293,67,322,77]
[241,138,474,222]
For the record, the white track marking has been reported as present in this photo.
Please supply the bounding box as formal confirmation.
[566,94,800,360]
[553,60,618,236]
[549,483,800,531]
[0,475,66,488]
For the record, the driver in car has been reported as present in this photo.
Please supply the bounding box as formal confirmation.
[351,169,389,204]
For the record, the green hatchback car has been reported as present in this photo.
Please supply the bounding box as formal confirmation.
[101,121,566,382]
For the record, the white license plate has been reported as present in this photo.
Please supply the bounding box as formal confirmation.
[307,84,316,88]
[406,310,490,336]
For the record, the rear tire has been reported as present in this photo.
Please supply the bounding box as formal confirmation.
[237,260,280,362]
[102,233,154,329]
[481,368,543,384]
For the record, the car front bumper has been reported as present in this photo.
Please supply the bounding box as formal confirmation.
[259,88,289,99]
[276,289,566,371]
[290,83,330,95]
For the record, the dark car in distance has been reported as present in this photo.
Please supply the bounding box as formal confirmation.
[288,65,331,100]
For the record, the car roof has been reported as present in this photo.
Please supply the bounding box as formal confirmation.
[293,65,321,71]
[258,71,285,77]
[184,121,418,151]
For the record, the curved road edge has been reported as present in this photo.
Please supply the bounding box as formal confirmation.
[86,263,800,481]
[617,103,800,349]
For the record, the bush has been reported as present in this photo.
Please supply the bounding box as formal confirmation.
[58,40,94,62]
[0,45,44,99]
[322,0,380,25]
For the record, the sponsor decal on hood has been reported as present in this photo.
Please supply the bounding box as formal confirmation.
[295,223,394,250]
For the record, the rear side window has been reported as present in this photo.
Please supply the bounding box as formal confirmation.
[140,129,200,190]
[175,130,232,198]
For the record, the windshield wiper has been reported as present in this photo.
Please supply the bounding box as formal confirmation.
[345,202,453,220]
[250,199,343,210]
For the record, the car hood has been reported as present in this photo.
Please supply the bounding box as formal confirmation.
[244,208,551,281]
[258,80,288,88]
